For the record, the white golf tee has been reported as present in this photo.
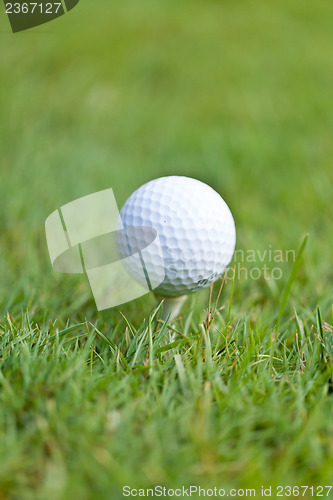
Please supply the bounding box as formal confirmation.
[156,295,187,322]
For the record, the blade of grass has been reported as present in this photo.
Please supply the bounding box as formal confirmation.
[276,234,308,330]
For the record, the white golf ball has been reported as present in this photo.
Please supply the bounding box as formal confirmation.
[117,176,236,297]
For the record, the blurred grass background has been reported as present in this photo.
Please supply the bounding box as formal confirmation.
[1,0,332,322]
[0,0,333,497]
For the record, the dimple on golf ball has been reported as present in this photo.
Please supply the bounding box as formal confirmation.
[117,176,236,297]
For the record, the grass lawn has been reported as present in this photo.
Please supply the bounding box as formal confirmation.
[0,0,333,498]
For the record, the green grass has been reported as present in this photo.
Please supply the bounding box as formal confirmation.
[0,0,333,498]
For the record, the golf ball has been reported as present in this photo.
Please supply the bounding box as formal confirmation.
[117,176,236,297]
